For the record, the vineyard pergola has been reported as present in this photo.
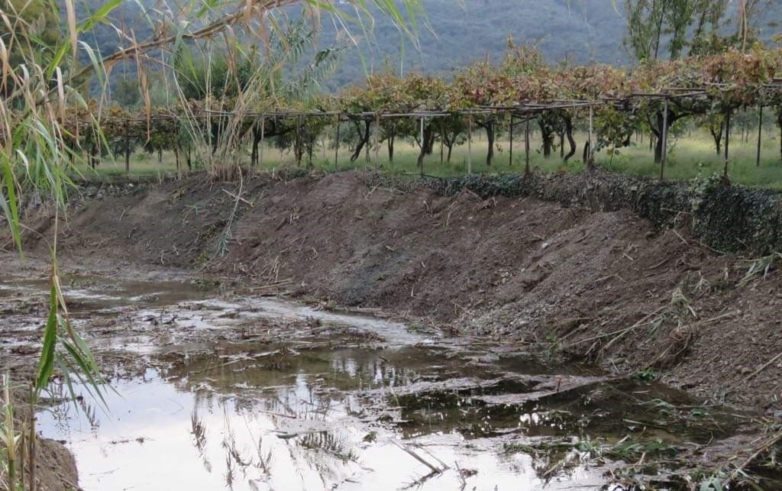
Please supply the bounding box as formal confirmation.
[71,91,777,178]
[57,48,782,181]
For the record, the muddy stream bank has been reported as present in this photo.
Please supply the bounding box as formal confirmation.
[0,258,769,490]
[4,171,782,488]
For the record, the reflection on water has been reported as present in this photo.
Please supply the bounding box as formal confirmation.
[38,364,607,490]
[2,272,740,490]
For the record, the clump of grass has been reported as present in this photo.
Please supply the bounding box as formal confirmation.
[738,252,782,287]
[633,369,659,382]
[0,377,19,490]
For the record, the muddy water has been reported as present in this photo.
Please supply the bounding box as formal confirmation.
[0,271,743,490]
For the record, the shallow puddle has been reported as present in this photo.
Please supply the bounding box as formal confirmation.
[0,271,747,490]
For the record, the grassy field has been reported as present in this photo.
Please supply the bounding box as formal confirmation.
[77,128,782,189]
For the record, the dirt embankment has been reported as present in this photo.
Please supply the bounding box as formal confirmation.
[11,170,782,416]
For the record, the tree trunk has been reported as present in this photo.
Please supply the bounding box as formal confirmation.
[251,136,259,167]
[210,121,222,155]
[777,110,782,161]
[350,120,371,162]
[295,118,303,167]
[251,123,265,167]
[654,135,663,164]
[124,126,131,173]
[652,109,678,164]
[582,141,591,165]
[538,120,553,158]
[90,143,97,168]
[387,135,395,162]
[440,127,445,164]
[709,122,723,155]
[484,120,495,166]
[559,131,564,159]
[416,124,435,169]
[563,115,577,162]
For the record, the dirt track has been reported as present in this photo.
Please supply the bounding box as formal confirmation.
[13,170,782,417]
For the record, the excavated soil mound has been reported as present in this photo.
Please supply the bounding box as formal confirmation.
[11,170,782,416]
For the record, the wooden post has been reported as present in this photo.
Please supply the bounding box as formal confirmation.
[259,116,265,168]
[724,108,731,178]
[467,116,473,175]
[124,121,131,174]
[334,115,340,171]
[524,118,530,175]
[660,97,669,180]
[509,115,514,167]
[757,105,763,167]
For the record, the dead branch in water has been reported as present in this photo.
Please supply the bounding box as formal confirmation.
[392,440,446,475]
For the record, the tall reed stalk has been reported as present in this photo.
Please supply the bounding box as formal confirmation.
[0,1,419,488]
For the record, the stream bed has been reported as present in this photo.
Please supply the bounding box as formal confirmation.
[0,268,748,490]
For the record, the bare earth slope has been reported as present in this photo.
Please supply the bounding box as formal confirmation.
[17,171,782,416]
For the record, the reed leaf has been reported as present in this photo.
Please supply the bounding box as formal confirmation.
[35,283,59,396]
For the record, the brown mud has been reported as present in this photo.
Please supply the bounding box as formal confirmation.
[0,258,770,490]
[2,169,782,488]
[16,170,781,412]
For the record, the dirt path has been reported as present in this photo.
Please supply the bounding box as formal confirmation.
[11,170,782,418]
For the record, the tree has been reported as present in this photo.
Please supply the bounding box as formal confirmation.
[703,112,725,154]
[625,0,770,62]
[624,0,729,61]
[437,115,467,164]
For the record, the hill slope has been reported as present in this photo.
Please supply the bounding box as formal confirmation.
[74,0,782,92]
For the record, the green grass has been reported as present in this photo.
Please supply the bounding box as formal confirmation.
[73,129,782,189]
[600,130,782,190]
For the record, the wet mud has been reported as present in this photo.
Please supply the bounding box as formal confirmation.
[0,259,774,490]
